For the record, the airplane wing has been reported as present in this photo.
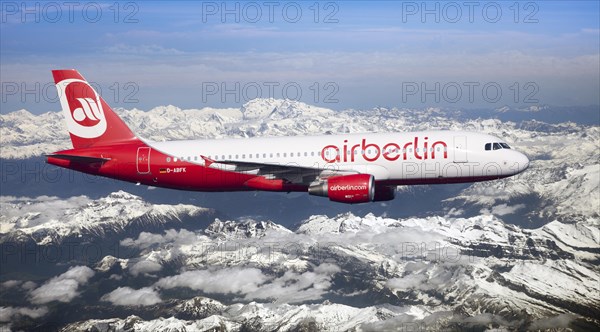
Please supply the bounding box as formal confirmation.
[200,156,357,189]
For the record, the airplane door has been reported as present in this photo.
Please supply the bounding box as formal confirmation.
[137,147,151,174]
[453,136,468,163]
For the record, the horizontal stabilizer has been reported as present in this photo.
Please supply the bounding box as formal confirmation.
[46,154,111,163]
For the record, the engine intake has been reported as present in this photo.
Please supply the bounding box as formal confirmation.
[308,174,375,203]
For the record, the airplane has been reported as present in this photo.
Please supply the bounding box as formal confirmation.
[46,69,530,204]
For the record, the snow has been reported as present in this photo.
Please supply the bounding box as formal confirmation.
[0,191,214,244]
[1,100,599,330]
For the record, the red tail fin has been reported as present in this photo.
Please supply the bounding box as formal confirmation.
[52,69,137,149]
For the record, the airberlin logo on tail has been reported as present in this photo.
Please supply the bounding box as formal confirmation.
[56,79,107,138]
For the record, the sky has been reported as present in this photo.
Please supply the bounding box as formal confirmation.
[1,1,599,114]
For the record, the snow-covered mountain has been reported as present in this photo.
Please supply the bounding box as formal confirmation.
[0,191,217,245]
[1,192,598,330]
[1,100,599,331]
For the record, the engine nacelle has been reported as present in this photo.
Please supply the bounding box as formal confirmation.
[308,174,375,203]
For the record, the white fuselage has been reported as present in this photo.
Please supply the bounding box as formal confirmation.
[150,130,530,183]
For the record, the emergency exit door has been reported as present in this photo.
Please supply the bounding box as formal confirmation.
[136,147,151,174]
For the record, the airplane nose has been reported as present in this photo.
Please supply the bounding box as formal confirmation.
[518,152,530,172]
[507,151,529,174]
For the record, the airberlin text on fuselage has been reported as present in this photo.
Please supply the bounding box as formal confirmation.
[321,137,448,163]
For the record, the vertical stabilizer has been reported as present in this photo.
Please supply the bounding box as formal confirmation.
[52,69,137,148]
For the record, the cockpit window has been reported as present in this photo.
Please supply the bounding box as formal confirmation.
[486,142,512,151]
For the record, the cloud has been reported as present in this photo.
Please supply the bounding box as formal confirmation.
[480,203,526,216]
[121,229,200,249]
[21,281,37,291]
[244,263,341,304]
[129,260,162,277]
[386,275,428,290]
[104,43,184,55]
[445,208,464,217]
[386,261,464,292]
[101,287,162,306]
[121,232,166,249]
[491,204,526,216]
[155,267,267,294]
[0,195,92,232]
[0,306,48,322]
[29,266,94,304]
[529,313,578,329]
[155,263,341,304]
[1,280,21,289]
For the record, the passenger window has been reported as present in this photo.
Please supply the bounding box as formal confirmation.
[493,143,502,150]
[277,153,280,157]
[235,154,239,159]
[194,156,198,161]
[304,152,307,157]
[485,143,491,151]
[311,152,314,156]
[263,153,266,158]
[174,158,178,162]
[166,157,171,162]
[284,153,287,157]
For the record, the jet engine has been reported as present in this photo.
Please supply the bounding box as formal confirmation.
[308,174,375,203]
